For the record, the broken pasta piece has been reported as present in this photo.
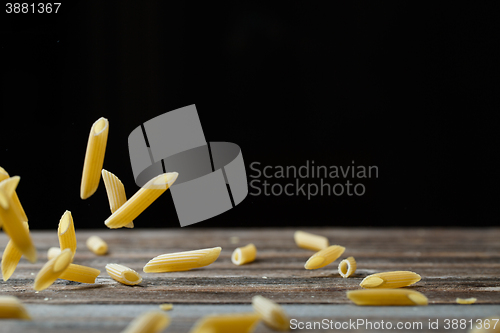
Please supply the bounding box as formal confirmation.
[143,247,221,273]
[189,313,261,333]
[304,245,345,270]
[2,222,28,281]
[159,303,173,311]
[106,263,142,285]
[252,295,290,331]
[294,231,329,251]
[33,249,73,291]
[456,297,477,305]
[86,236,108,255]
[347,289,428,306]
[0,296,31,320]
[122,311,170,333]
[59,264,100,284]
[360,271,421,289]
[231,243,257,266]
[58,211,77,256]
[338,256,357,278]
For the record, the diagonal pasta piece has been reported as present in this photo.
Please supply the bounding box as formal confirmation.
[106,263,142,285]
[304,245,345,270]
[86,236,108,255]
[104,172,178,229]
[101,169,134,228]
[0,296,31,320]
[0,176,37,263]
[122,311,170,333]
[58,211,77,256]
[347,289,428,306]
[34,248,73,291]
[80,117,109,199]
[0,167,28,222]
[294,231,329,251]
[2,222,29,281]
[338,256,357,278]
[252,295,290,331]
[47,247,61,260]
[189,313,261,333]
[59,264,100,284]
[232,243,257,266]
[360,271,421,289]
[143,247,221,273]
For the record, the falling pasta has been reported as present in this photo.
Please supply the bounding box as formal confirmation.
[122,311,170,333]
[338,256,357,278]
[231,243,257,266]
[1,222,29,281]
[106,263,142,285]
[0,167,28,222]
[143,247,221,273]
[80,117,109,199]
[104,172,178,229]
[294,231,329,251]
[304,245,345,270]
[189,313,261,333]
[360,271,421,289]
[58,211,77,256]
[347,289,428,306]
[33,248,73,291]
[101,169,133,228]
[86,235,108,255]
[59,264,101,284]
[252,295,290,331]
[0,296,31,320]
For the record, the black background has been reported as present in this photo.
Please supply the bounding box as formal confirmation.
[1,2,499,229]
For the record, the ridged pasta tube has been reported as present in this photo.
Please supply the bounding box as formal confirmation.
[58,211,77,256]
[347,289,428,306]
[252,295,290,331]
[360,271,421,289]
[0,296,31,320]
[86,236,108,255]
[101,169,133,228]
[122,311,170,333]
[80,117,109,199]
[104,172,178,229]
[338,256,357,278]
[231,243,257,266]
[34,248,73,291]
[294,231,329,251]
[59,264,101,284]
[106,263,142,285]
[0,167,28,222]
[304,245,345,270]
[1,222,29,281]
[189,313,261,333]
[143,247,221,273]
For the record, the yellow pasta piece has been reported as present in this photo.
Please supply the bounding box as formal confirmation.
[0,296,31,320]
[189,313,261,333]
[104,172,178,229]
[143,247,221,273]
[34,248,73,291]
[0,167,28,222]
[294,231,329,251]
[86,235,108,255]
[338,256,357,278]
[122,311,170,333]
[456,297,477,304]
[347,289,428,306]
[58,211,77,256]
[0,176,37,263]
[106,263,142,285]
[360,271,421,289]
[304,245,345,270]
[47,247,61,260]
[59,264,101,283]
[231,243,257,266]
[101,169,134,228]
[2,222,29,281]
[159,303,173,311]
[252,295,290,331]
[80,117,109,199]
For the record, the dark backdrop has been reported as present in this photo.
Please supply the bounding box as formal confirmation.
[1,2,499,229]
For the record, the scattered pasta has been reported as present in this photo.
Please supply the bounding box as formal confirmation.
[104,172,178,229]
[338,256,357,278]
[0,167,28,222]
[252,295,290,331]
[86,235,108,255]
[101,169,133,228]
[80,117,109,200]
[47,247,61,260]
[59,264,101,284]
[294,231,329,251]
[189,313,261,333]
[231,243,257,266]
[2,222,28,281]
[347,289,428,306]
[360,271,421,289]
[304,245,345,270]
[0,296,31,320]
[106,263,142,285]
[143,247,221,273]
[456,297,477,305]
[159,303,173,311]
[34,248,73,291]
[122,311,170,333]
[58,211,77,256]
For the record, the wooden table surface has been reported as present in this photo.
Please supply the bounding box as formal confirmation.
[1,228,500,332]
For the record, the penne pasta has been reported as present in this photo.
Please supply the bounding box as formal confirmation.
[231,243,257,266]
[0,176,37,263]
[106,263,142,285]
[101,169,134,228]
[34,248,73,291]
[252,295,290,331]
[80,117,109,200]
[47,247,61,260]
[360,271,421,289]
[59,264,101,284]
[338,256,357,278]
[143,247,221,273]
[456,297,477,305]
[159,303,173,311]
[189,313,261,333]
[86,235,108,255]
[58,211,77,256]
[0,296,31,320]
[304,245,345,270]
[347,289,428,306]
[104,172,178,229]
[0,167,28,222]
[294,231,329,251]
[122,311,170,333]
[1,222,29,281]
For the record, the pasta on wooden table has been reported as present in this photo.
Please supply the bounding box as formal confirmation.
[338,256,357,278]
[231,243,257,265]
[0,167,28,222]
[159,303,173,311]
[58,210,77,256]
[34,248,73,291]
[143,247,221,273]
[456,297,477,304]
[47,247,61,260]
[347,289,428,306]
[304,245,345,270]
[189,313,261,333]
[101,169,133,228]
[0,296,31,320]
[86,235,108,255]
[2,221,29,281]
[104,172,178,229]
[0,176,37,263]
[106,263,142,285]
[294,231,329,251]
[80,117,109,200]
[59,264,101,284]
[122,311,170,333]
[360,271,421,289]
[252,295,290,331]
